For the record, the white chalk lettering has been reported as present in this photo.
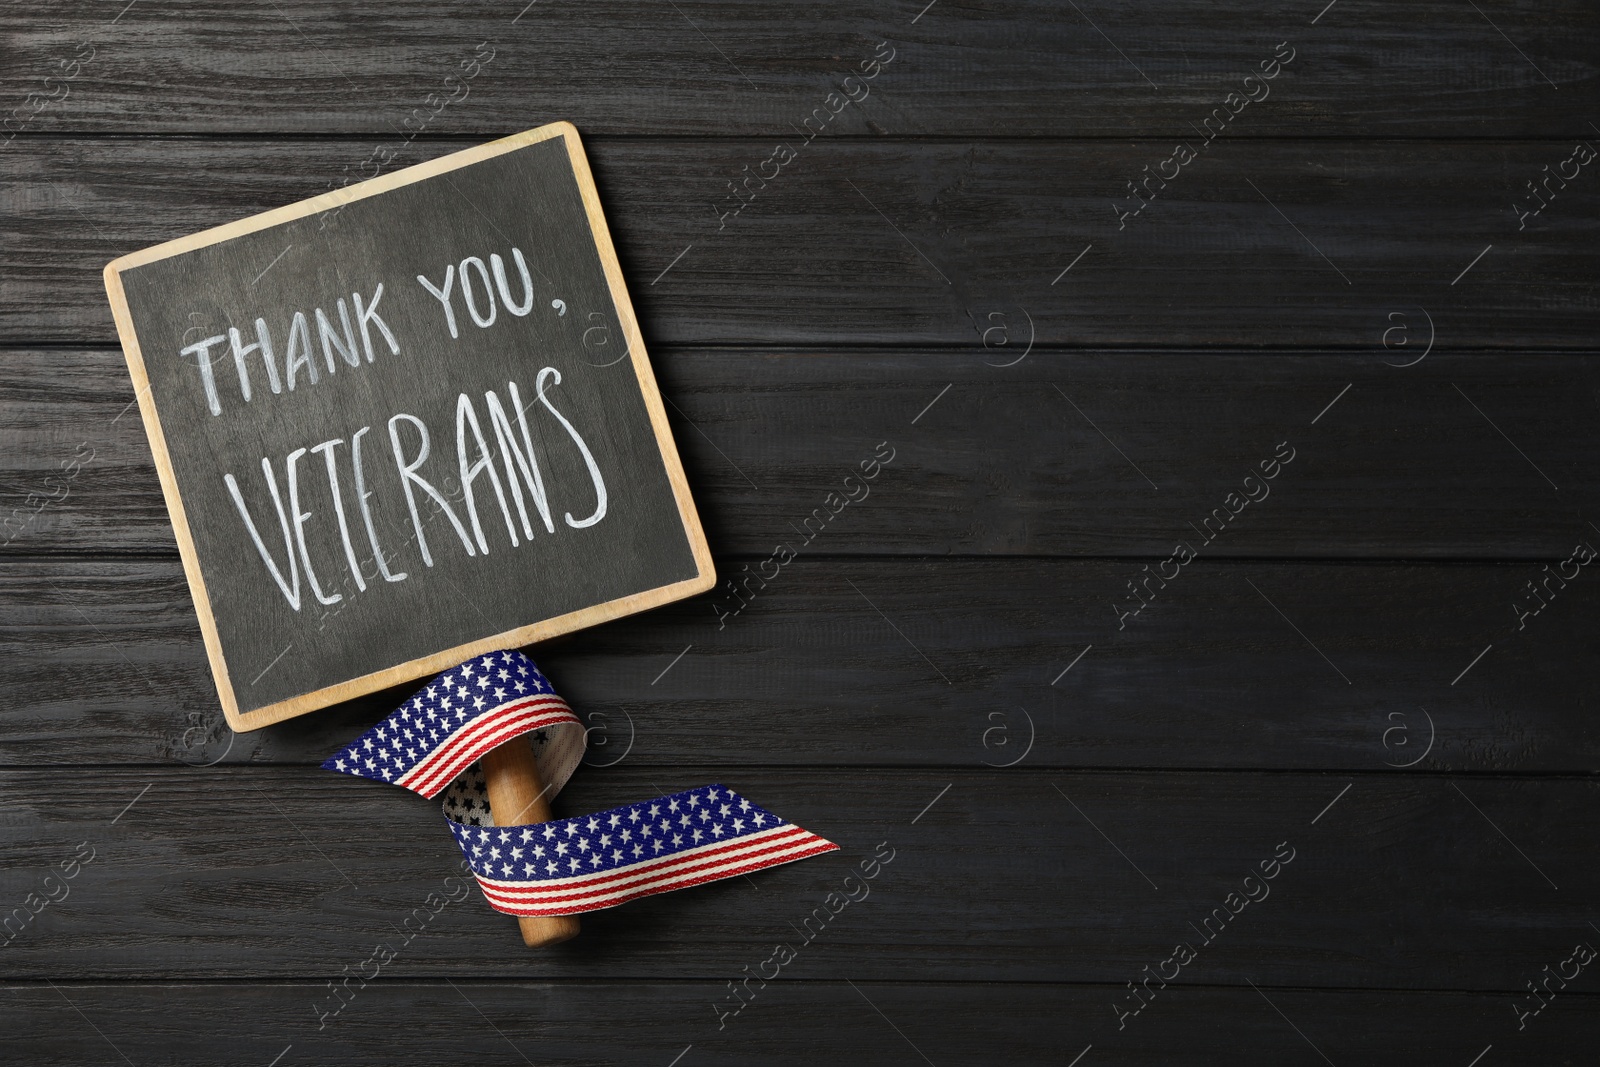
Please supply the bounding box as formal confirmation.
[181,334,228,417]
[352,283,399,363]
[224,459,301,610]
[284,311,318,390]
[491,249,535,316]
[459,256,497,329]
[416,265,459,339]
[286,447,341,606]
[316,299,360,374]
[535,367,607,528]
[229,318,282,401]
[351,426,407,584]
[388,412,476,566]
[486,382,555,538]
[455,391,520,552]
[309,438,366,593]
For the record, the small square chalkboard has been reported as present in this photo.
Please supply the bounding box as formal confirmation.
[104,122,714,732]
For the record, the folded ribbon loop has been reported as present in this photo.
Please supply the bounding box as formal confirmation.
[324,649,836,916]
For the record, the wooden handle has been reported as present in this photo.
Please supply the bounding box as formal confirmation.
[481,739,581,948]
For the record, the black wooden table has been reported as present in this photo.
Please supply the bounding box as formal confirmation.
[3,2,1598,1064]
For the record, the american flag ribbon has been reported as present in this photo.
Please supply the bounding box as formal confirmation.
[323,650,837,916]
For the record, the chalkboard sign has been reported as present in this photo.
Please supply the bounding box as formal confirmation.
[104,122,713,732]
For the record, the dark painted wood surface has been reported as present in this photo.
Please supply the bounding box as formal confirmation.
[5,1,1597,136]
[7,139,1599,347]
[2,0,1596,1063]
[6,983,1596,1067]
[4,558,1599,771]
[3,346,1598,558]
[3,766,1598,989]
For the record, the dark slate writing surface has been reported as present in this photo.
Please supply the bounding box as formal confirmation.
[117,137,698,713]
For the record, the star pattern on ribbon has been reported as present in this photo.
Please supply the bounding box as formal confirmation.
[324,650,836,916]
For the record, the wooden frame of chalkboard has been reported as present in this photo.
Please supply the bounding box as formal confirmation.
[103,122,714,733]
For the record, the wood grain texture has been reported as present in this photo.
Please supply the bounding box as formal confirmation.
[2,0,1596,136]
[4,346,1598,560]
[5,139,1597,347]
[2,558,1597,772]
[0,766,1595,988]
[1,981,1593,1066]
[3,0,1595,1058]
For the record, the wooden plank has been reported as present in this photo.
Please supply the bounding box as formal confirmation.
[0,766,1596,987]
[2,0,1595,136]
[0,980,1592,1066]
[5,139,1597,347]
[4,346,1596,560]
[3,558,1598,771]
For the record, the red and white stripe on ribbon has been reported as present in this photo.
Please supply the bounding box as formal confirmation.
[327,650,838,918]
[397,695,575,798]
[473,823,839,916]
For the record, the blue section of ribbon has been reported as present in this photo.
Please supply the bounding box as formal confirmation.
[451,783,789,882]
[321,650,575,796]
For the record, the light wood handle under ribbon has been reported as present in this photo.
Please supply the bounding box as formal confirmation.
[481,740,581,948]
